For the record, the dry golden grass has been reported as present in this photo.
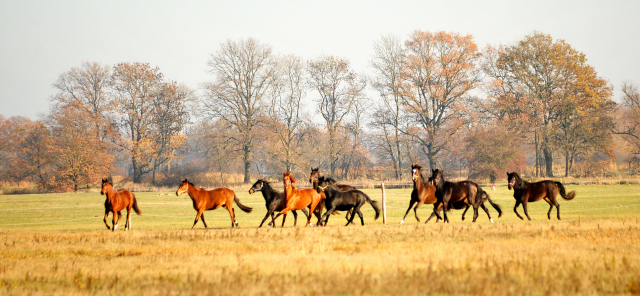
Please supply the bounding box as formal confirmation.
[1,184,640,295]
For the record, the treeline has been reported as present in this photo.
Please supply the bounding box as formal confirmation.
[1,30,639,192]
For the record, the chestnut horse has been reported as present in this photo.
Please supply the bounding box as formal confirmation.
[101,178,141,231]
[401,164,441,224]
[176,179,252,228]
[272,172,321,227]
[429,169,502,223]
[309,167,354,223]
[249,179,309,228]
[507,172,576,220]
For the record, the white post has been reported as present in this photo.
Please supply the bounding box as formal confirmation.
[381,182,387,225]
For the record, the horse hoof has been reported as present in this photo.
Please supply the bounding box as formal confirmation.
[114,224,118,230]
[490,218,494,223]
[400,220,404,224]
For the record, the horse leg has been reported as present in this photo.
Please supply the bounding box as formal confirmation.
[522,200,532,221]
[322,207,336,227]
[200,213,209,228]
[480,203,493,223]
[226,205,237,227]
[442,199,450,223]
[103,210,111,230]
[292,211,298,227]
[400,199,416,224]
[356,207,365,226]
[125,208,131,230]
[414,201,424,223]
[114,211,122,231]
[513,200,524,220]
[192,210,204,229]
[259,210,274,228]
[461,205,470,221]
[281,213,288,227]
[425,204,442,224]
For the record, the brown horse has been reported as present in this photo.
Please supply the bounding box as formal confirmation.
[101,178,141,231]
[401,164,440,224]
[309,167,354,224]
[272,172,321,227]
[507,172,576,220]
[176,179,252,228]
[429,169,502,223]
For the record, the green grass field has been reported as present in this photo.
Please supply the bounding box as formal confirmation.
[1,184,640,295]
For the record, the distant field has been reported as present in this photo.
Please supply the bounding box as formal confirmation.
[1,184,639,295]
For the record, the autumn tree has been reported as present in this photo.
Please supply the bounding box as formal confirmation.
[369,35,409,180]
[401,30,481,170]
[203,38,278,183]
[307,55,366,176]
[1,117,54,188]
[266,54,309,172]
[51,61,113,140]
[615,81,640,156]
[485,32,614,177]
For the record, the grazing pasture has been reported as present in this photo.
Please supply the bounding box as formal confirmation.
[1,184,640,295]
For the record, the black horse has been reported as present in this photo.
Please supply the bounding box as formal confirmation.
[249,179,309,227]
[429,169,502,223]
[316,177,380,226]
[507,172,575,220]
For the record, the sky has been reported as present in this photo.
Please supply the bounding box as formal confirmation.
[1,0,639,119]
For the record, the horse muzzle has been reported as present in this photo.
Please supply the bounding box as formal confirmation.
[248,188,255,194]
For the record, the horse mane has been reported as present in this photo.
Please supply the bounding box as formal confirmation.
[182,178,196,187]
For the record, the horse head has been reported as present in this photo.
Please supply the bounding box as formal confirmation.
[176,179,189,196]
[283,172,296,189]
[506,172,519,190]
[100,178,111,195]
[429,169,444,187]
[249,179,264,194]
[411,164,423,182]
[316,176,336,193]
[309,167,319,184]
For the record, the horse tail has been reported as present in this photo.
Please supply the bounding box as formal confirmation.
[555,182,576,200]
[364,193,381,220]
[132,194,142,215]
[483,191,502,218]
[234,195,253,213]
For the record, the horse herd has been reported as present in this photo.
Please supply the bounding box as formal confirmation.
[99,166,576,231]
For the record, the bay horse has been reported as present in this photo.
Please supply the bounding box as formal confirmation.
[272,172,321,227]
[249,179,309,228]
[176,179,252,228]
[316,177,380,226]
[100,178,141,231]
[401,164,441,224]
[429,169,502,223]
[309,167,354,223]
[507,172,576,220]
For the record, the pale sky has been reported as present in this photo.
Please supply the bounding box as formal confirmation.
[1,0,639,119]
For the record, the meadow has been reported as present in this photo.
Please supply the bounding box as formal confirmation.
[1,183,639,295]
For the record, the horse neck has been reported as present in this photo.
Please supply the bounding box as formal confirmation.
[515,175,527,189]
[413,175,425,190]
[186,183,201,201]
[261,183,278,202]
[104,186,118,202]
[311,179,319,190]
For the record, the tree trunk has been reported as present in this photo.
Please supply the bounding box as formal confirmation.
[243,144,251,183]
[543,146,554,177]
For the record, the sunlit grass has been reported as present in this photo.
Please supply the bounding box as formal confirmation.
[1,184,639,295]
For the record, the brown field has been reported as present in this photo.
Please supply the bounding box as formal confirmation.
[1,184,640,295]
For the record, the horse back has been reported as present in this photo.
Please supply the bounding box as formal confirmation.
[445,181,477,203]
[528,180,558,202]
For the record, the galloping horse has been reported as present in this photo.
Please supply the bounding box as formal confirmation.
[249,179,309,228]
[401,164,440,224]
[429,169,502,223]
[176,179,252,228]
[272,172,321,227]
[309,167,354,223]
[101,178,141,231]
[316,177,380,226]
[507,172,576,220]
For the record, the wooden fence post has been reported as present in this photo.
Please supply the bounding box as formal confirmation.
[381,182,387,224]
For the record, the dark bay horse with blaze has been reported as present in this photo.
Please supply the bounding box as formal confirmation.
[249,179,309,228]
[507,172,576,220]
[176,179,252,228]
[272,172,321,227]
[101,178,141,231]
[309,167,354,223]
[316,177,380,226]
[429,169,502,223]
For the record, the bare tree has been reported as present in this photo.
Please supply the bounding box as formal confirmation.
[369,35,407,180]
[307,55,366,176]
[203,38,278,183]
[266,54,309,172]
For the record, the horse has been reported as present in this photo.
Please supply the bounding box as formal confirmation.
[100,178,141,231]
[176,179,252,228]
[429,169,502,223]
[316,177,380,226]
[507,172,576,220]
[400,164,441,224]
[249,179,309,227]
[272,172,321,227]
[309,167,354,223]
